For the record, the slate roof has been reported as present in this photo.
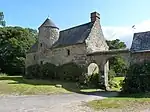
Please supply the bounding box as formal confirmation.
[53,22,94,47]
[27,42,38,53]
[130,31,150,52]
[39,18,58,29]
[28,21,94,53]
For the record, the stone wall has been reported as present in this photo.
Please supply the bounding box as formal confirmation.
[85,21,109,53]
[38,43,87,66]
[131,52,150,64]
[38,27,59,50]
[25,53,37,67]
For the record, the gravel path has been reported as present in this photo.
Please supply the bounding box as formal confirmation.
[0,92,118,112]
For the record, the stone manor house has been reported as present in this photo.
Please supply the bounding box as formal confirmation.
[26,12,108,71]
[26,11,150,88]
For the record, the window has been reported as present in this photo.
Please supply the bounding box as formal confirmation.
[67,49,70,56]
[33,55,36,60]
[40,61,43,65]
[40,43,42,47]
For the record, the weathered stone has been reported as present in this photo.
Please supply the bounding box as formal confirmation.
[55,84,62,88]
[25,12,135,89]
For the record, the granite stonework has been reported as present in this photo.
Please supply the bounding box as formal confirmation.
[26,12,150,89]
[26,12,111,88]
[130,31,150,64]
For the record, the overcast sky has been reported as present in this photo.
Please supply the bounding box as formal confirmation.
[1,0,150,48]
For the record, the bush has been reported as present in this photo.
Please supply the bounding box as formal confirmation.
[25,64,41,79]
[108,69,116,88]
[87,73,100,87]
[41,63,57,79]
[25,63,57,79]
[122,62,150,93]
[57,63,84,81]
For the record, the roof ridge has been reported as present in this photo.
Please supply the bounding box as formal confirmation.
[39,18,59,29]
[60,22,94,32]
[134,30,150,34]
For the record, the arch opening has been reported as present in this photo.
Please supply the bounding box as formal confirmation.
[107,55,128,77]
[87,63,99,76]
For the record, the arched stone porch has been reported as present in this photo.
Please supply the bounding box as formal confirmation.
[86,49,130,90]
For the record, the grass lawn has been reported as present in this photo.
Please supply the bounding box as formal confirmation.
[0,74,101,95]
[87,77,150,111]
[87,93,150,111]
[110,77,125,91]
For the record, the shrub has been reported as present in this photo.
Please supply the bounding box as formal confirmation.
[108,69,116,88]
[88,73,100,87]
[25,63,57,79]
[25,64,40,79]
[40,63,57,79]
[57,63,84,81]
[122,62,150,93]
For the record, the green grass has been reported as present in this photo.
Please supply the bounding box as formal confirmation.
[87,93,150,110]
[0,75,101,95]
[110,77,125,91]
[113,77,124,83]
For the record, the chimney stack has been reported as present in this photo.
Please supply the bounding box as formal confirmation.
[91,12,100,22]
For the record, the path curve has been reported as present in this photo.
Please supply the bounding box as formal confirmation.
[0,92,118,112]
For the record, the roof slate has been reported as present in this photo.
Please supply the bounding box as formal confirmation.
[130,31,150,52]
[53,22,94,47]
[28,21,94,53]
[39,18,58,29]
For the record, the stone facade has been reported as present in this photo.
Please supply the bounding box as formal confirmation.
[26,12,110,88]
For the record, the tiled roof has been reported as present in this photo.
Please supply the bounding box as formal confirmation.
[53,22,94,47]
[131,31,150,52]
[39,18,58,29]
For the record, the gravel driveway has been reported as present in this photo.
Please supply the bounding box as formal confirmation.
[0,92,118,112]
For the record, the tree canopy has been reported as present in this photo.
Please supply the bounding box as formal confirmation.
[0,26,37,75]
[106,39,128,76]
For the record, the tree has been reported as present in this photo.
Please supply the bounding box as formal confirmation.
[0,12,6,26]
[106,39,126,50]
[0,26,37,75]
[106,39,127,76]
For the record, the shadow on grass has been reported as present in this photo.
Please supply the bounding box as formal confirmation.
[117,92,150,98]
[0,76,119,97]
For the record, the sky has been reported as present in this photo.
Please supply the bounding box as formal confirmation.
[1,0,150,48]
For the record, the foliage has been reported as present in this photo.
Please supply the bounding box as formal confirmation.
[0,12,5,26]
[57,63,84,81]
[0,26,37,75]
[108,69,116,88]
[109,56,128,76]
[106,39,128,76]
[110,77,125,91]
[40,63,57,79]
[26,63,84,82]
[87,73,100,88]
[122,62,150,93]
[25,64,41,79]
[106,39,126,50]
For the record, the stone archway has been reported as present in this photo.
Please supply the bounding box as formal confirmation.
[87,63,99,76]
[85,56,109,90]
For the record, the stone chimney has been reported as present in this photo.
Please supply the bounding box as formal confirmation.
[91,12,100,22]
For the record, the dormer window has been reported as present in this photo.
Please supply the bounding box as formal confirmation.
[67,49,70,56]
